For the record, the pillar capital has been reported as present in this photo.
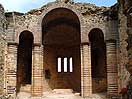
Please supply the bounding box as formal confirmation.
[8,42,18,46]
[33,44,42,54]
[33,43,41,47]
[80,42,90,46]
[105,39,117,43]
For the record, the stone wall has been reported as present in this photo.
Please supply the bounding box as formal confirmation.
[118,0,132,92]
[0,4,6,95]
[4,0,120,98]
[5,1,109,44]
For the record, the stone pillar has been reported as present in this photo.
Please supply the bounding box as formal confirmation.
[32,44,43,97]
[6,43,17,97]
[81,43,92,97]
[106,40,118,97]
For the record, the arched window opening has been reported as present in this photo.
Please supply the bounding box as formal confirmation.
[57,57,61,72]
[64,57,68,72]
[69,57,73,72]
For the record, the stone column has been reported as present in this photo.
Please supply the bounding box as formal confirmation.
[106,40,118,97]
[6,43,17,97]
[32,44,43,97]
[81,43,92,97]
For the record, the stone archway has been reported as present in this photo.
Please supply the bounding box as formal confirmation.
[88,28,107,93]
[42,8,81,92]
[17,30,33,93]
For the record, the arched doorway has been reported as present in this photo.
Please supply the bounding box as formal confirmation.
[42,8,81,92]
[89,28,107,93]
[17,31,33,93]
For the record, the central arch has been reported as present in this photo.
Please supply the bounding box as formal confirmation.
[42,8,81,92]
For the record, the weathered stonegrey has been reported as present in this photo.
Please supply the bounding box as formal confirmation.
[80,43,92,97]
[0,0,132,98]
[118,0,132,98]
[0,4,6,97]
[118,0,128,89]
[106,40,118,98]
[32,45,43,96]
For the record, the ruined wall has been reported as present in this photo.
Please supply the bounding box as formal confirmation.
[7,1,109,44]
[118,0,132,91]
[0,4,6,95]
[13,1,110,93]
[4,0,120,97]
[6,12,24,43]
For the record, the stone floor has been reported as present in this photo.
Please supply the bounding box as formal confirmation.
[17,89,106,99]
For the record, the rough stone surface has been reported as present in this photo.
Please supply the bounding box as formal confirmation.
[0,4,6,96]
[118,0,129,90]
[0,0,132,98]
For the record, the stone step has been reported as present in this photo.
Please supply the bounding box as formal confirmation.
[17,91,106,99]
[52,89,73,94]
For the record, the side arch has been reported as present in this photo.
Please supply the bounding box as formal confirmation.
[88,28,107,93]
[88,27,106,42]
[16,29,35,44]
[17,30,34,93]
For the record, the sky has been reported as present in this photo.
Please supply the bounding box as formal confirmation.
[0,0,117,13]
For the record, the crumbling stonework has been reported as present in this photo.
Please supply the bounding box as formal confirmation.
[1,0,132,98]
[0,4,6,96]
[118,0,132,98]
[118,0,129,90]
